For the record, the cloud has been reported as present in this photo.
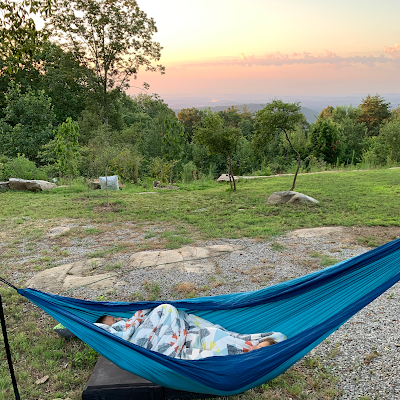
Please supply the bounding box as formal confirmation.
[384,43,400,58]
[175,47,400,69]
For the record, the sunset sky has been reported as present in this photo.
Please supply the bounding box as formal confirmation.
[133,0,400,98]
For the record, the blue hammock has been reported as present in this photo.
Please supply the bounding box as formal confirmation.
[8,238,400,396]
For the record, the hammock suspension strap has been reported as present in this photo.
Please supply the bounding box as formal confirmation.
[0,276,18,291]
[0,294,21,400]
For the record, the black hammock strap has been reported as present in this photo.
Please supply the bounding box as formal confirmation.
[0,277,20,399]
[0,276,18,291]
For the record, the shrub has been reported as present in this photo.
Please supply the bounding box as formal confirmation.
[7,154,38,180]
[181,161,198,183]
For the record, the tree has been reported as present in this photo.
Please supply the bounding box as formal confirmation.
[177,107,203,142]
[308,119,344,165]
[162,116,186,187]
[48,0,165,124]
[54,118,80,187]
[0,0,50,71]
[358,94,391,137]
[194,110,242,190]
[253,100,305,191]
[0,83,55,162]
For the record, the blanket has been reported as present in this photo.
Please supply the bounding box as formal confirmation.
[95,304,286,360]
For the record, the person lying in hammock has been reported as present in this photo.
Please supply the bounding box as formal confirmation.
[95,304,286,360]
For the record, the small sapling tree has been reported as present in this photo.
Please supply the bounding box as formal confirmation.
[254,100,305,191]
[194,110,242,190]
[54,118,80,188]
[162,116,186,187]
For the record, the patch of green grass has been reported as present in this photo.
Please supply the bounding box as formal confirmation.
[162,230,193,249]
[357,236,379,247]
[320,255,338,267]
[105,263,121,271]
[0,288,98,400]
[89,244,124,258]
[1,170,399,240]
[85,227,103,235]
[310,251,321,258]
[270,242,287,251]
[143,281,162,301]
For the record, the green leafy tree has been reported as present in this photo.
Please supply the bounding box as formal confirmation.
[162,116,186,187]
[48,0,164,124]
[358,94,391,137]
[379,119,400,163]
[308,119,344,165]
[0,83,55,162]
[0,0,51,71]
[194,110,242,190]
[253,100,305,191]
[177,107,203,142]
[54,118,80,187]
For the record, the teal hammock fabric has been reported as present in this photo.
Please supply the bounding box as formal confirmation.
[12,238,400,395]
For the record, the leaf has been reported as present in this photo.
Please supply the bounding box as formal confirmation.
[35,375,49,385]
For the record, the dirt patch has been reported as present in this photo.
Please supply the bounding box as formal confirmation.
[346,226,400,247]
[289,226,400,247]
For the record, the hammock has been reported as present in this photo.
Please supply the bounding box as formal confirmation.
[2,238,400,396]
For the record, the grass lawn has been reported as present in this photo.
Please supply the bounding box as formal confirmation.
[1,169,399,399]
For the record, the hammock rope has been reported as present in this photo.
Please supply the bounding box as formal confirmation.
[1,237,400,396]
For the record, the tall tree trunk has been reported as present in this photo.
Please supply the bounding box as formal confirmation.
[283,130,301,191]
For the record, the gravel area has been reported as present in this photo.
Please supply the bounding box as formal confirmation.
[5,224,400,399]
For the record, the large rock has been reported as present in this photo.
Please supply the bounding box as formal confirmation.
[267,191,319,205]
[217,174,238,182]
[9,178,57,191]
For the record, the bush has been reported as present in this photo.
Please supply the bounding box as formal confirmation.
[7,154,38,180]
[181,161,198,183]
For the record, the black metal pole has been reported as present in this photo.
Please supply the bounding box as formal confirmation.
[0,294,21,400]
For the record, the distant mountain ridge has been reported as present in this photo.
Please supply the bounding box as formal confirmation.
[173,104,319,124]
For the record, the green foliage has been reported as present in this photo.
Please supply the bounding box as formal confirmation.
[358,94,391,136]
[0,154,48,180]
[181,161,199,183]
[54,118,80,184]
[0,83,55,162]
[195,111,242,159]
[308,119,344,164]
[194,110,242,189]
[150,157,170,183]
[253,100,305,148]
[379,119,400,163]
[48,0,164,122]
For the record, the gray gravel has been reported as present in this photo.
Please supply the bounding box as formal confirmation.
[8,228,400,399]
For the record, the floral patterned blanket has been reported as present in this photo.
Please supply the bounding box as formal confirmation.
[95,304,286,360]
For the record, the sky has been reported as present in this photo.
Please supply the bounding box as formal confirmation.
[131,0,400,98]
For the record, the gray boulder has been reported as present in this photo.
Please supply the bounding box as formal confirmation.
[267,191,319,205]
[9,178,57,191]
[0,181,10,190]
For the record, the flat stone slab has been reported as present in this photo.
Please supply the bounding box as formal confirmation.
[47,226,71,237]
[26,258,111,293]
[63,274,116,290]
[288,227,344,238]
[129,245,243,273]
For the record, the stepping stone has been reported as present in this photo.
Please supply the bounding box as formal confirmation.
[129,245,244,273]
[82,356,220,400]
[288,227,343,238]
